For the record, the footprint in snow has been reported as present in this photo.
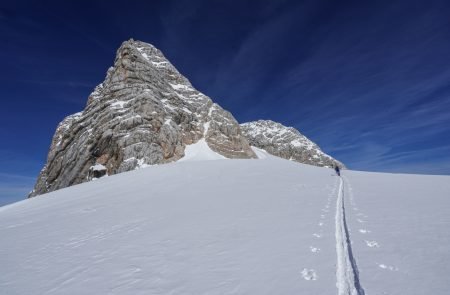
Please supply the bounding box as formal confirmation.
[313,233,322,238]
[357,218,366,223]
[377,263,398,271]
[359,229,370,234]
[365,240,380,248]
[301,268,318,281]
[318,222,324,227]
[310,246,320,253]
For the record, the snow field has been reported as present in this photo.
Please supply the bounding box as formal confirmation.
[1,156,449,294]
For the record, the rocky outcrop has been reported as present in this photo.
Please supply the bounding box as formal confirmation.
[29,39,255,197]
[240,120,345,168]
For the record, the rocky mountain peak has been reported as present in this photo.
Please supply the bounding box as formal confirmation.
[240,120,345,169]
[29,39,255,197]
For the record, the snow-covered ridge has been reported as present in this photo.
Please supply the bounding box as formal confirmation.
[240,120,344,168]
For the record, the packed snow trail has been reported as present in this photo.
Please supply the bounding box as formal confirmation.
[335,177,365,295]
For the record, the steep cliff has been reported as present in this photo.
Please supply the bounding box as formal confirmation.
[30,39,255,197]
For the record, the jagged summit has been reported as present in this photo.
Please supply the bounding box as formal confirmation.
[240,120,344,168]
[30,39,255,197]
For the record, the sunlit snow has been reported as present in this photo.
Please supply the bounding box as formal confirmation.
[1,156,449,294]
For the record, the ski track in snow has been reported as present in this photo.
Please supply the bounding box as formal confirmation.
[335,177,365,295]
[2,159,449,294]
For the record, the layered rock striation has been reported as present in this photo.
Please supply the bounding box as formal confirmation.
[240,120,345,169]
[30,39,255,197]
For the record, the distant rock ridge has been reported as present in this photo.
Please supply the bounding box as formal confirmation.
[29,39,256,197]
[240,120,345,169]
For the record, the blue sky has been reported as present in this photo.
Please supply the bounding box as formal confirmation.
[1,0,450,205]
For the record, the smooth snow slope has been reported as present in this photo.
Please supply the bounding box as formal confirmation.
[178,139,226,162]
[1,156,449,294]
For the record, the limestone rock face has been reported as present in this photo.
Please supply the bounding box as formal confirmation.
[240,120,345,168]
[30,39,255,197]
